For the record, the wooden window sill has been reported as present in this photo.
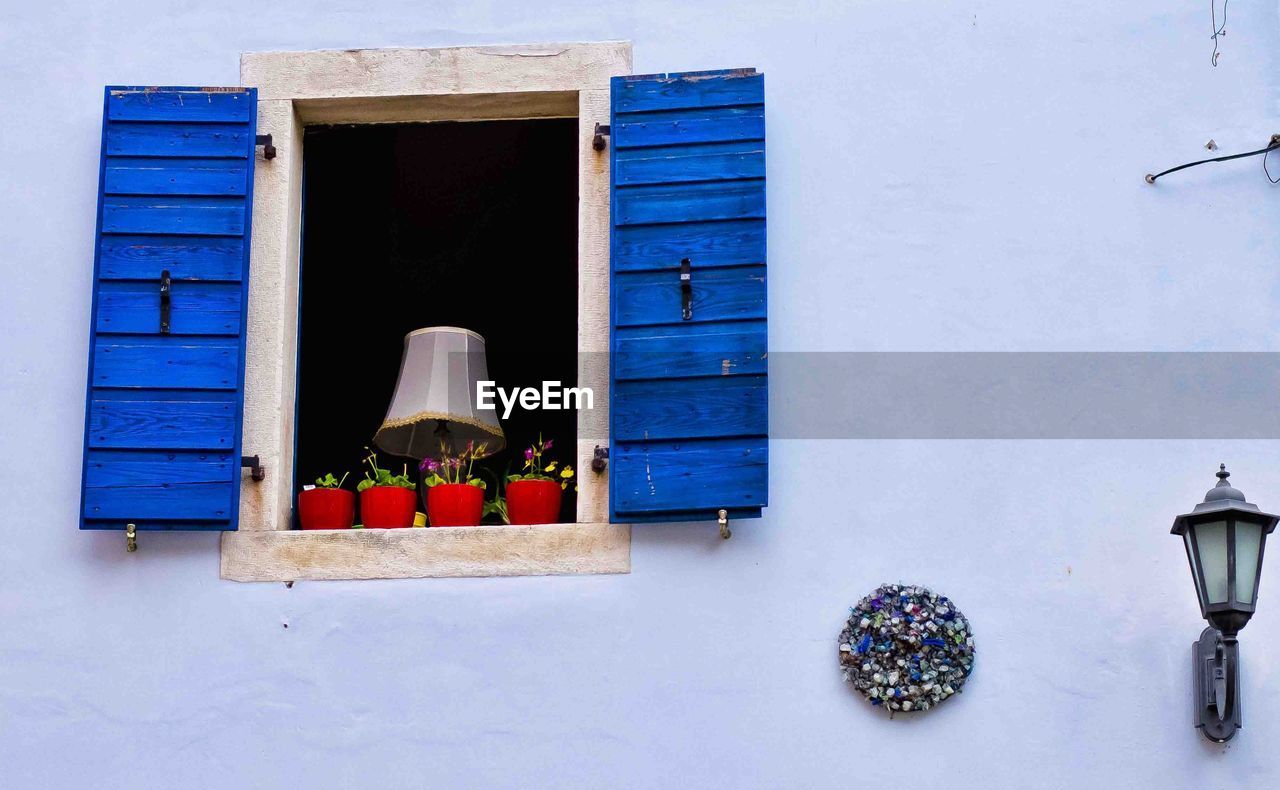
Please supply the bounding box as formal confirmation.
[220,522,630,582]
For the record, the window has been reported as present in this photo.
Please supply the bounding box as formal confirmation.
[219,44,629,580]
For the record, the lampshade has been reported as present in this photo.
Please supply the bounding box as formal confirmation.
[373,327,505,459]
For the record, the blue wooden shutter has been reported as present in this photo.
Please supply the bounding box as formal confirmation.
[609,69,767,523]
[80,87,258,532]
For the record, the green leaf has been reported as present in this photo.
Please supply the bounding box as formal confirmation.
[482,497,510,525]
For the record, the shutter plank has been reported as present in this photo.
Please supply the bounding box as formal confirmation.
[614,72,763,113]
[614,179,764,226]
[102,196,245,236]
[613,219,765,272]
[615,141,764,186]
[614,321,767,380]
[88,393,236,450]
[106,122,251,158]
[93,337,239,389]
[613,376,767,442]
[611,439,768,516]
[614,106,764,149]
[107,89,253,122]
[99,235,245,282]
[83,450,235,520]
[105,157,248,196]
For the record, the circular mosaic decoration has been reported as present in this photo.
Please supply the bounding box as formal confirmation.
[838,583,975,713]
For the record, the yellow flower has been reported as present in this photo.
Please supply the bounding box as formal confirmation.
[560,466,575,479]
[545,461,558,472]
[561,482,568,489]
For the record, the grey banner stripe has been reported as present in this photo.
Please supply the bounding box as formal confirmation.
[768,352,1280,439]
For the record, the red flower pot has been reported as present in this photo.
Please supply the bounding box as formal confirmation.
[427,483,485,527]
[297,487,355,530]
[506,478,563,525]
[360,486,417,529]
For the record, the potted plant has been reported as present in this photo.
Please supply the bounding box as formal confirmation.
[420,441,488,527]
[505,435,575,525]
[297,472,354,530]
[356,450,417,528]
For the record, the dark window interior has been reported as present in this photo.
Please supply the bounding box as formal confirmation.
[296,118,578,524]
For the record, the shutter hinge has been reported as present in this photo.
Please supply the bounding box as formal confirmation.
[255,134,276,160]
[126,523,137,553]
[592,123,611,151]
[718,509,731,539]
[591,445,609,474]
[242,455,266,482]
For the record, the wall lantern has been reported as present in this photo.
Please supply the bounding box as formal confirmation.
[1171,465,1278,742]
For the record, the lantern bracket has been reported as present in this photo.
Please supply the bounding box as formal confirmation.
[1193,626,1241,742]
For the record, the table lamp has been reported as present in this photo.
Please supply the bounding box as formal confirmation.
[373,327,505,459]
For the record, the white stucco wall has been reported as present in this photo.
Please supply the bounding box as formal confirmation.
[3,1,1280,787]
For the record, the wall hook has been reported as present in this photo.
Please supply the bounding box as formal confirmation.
[591,445,609,474]
[126,523,137,553]
[718,509,731,539]
[255,134,276,160]
[242,455,266,482]
[592,123,611,151]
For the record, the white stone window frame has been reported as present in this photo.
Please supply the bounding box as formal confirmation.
[219,42,632,582]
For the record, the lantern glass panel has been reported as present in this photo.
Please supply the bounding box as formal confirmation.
[1184,532,1204,605]
[1195,520,1230,604]
[1234,520,1263,605]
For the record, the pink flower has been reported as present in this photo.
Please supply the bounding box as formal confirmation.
[524,448,535,461]
[543,439,553,450]
[419,458,440,473]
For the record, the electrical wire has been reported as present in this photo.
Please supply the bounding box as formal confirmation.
[1265,145,1280,184]
[1211,0,1229,67]
[1145,137,1280,184]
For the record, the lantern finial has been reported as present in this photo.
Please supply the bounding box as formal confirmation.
[1205,464,1245,503]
